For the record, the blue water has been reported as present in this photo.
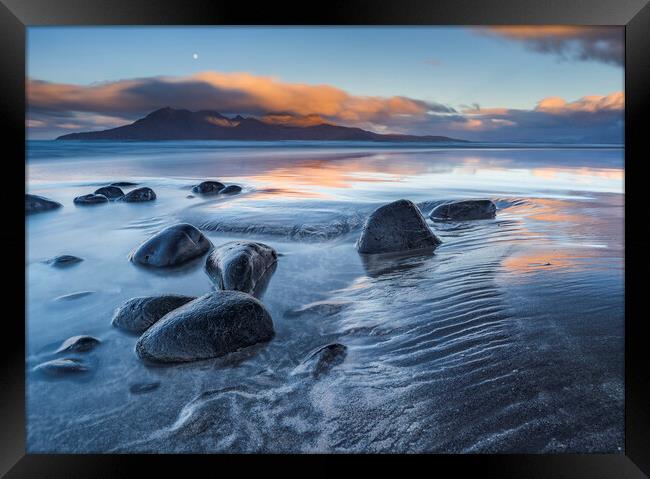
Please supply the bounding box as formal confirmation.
[26,141,624,452]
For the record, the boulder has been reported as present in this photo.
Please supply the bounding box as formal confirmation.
[205,241,278,297]
[55,335,101,353]
[73,193,109,205]
[220,185,242,195]
[130,223,211,267]
[112,294,196,333]
[26,194,62,215]
[356,199,441,254]
[94,185,124,200]
[46,255,83,268]
[135,290,274,363]
[122,187,156,202]
[33,358,89,376]
[192,181,224,194]
[430,199,496,221]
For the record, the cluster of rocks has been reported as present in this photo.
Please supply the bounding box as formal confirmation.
[116,223,280,363]
[192,180,242,196]
[32,335,101,377]
[73,184,156,206]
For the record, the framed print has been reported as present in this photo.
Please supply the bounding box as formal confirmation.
[2,0,649,476]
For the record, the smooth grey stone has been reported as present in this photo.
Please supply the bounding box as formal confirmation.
[430,199,497,221]
[122,187,156,202]
[73,193,109,205]
[135,290,274,363]
[55,335,101,353]
[33,358,90,376]
[94,185,124,199]
[192,181,224,194]
[356,199,441,254]
[111,181,138,187]
[130,223,211,267]
[54,291,95,301]
[129,381,160,394]
[205,241,278,297]
[285,300,350,319]
[303,343,347,378]
[46,255,83,268]
[112,294,196,333]
[26,194,62,215]
[220,185,242,195]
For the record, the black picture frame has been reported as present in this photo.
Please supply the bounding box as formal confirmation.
[2,0,648,476]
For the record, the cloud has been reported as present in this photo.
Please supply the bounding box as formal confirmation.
[478,26,623,66]
[27,71,623,143]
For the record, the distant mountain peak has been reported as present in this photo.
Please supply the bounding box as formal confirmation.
[57,107,468,143]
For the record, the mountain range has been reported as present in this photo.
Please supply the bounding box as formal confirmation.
[56,107,467,142]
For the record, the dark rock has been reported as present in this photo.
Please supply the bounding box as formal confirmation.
[186,195,195,199]
[111,181,138,187]
[94,185,124,199]
[430,199,496,221]
[356,199,441,254]
[73,193,109,205]
[205,241,278,297]
[33,358,90,376]
[130,223,211,267]
[55,335,101,353]
[192,181,224,195]
[54,291,95,301]
[220,185,242,195]
[26,194,62,215]
[303,343,347,378]
[46,255,83,268]
[122,187,156,202]
[129,381,160,394]
[112,294,196,333]
[285,300,350,319]
[135,290,274,363]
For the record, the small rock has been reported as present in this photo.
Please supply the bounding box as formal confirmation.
[122,187,156,202]
[357,199,441,254]
[129,381,160,394]
[26,194,62,215]
[135,291,274,363]
[94,185,124,200]
[285,300,350,318]
[46,255,83,268]
[33,358,89,376]
[111,181,138,187]
[220,185,242,195]
[112,294,196,333]
[130,223,211,267]
[303,343,347,378]
[205,241,278,297]
[186,195,195,199]
[55,335,101,353]
[192,181,225,195]
[429,199,496,221]
[73,193,109,205]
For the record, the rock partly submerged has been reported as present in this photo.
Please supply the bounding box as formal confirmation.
[112,294,196,333]
[301,343,347,378]
[45,255,83,268]
[285,300,350,319]
[94,185,124,200]
[220,185,242,195]
[26,194,63,215]
[192,181,225,195]
[121,187,156,202]
[74,193,109,205]
[356,199,441,254]
[430,199,497,221]
[130,223,211,267]
[55,335,101,353]
[33,358,90,376]
[205,241,278,297]
[135,290,274,363]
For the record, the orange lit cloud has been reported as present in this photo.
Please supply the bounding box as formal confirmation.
[535,91,624,114]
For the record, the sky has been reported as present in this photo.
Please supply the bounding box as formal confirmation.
[27,26,624,143]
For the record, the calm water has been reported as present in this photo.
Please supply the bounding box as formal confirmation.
[26,141,624,453]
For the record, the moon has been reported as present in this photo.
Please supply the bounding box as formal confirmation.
[192,53,199,60]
